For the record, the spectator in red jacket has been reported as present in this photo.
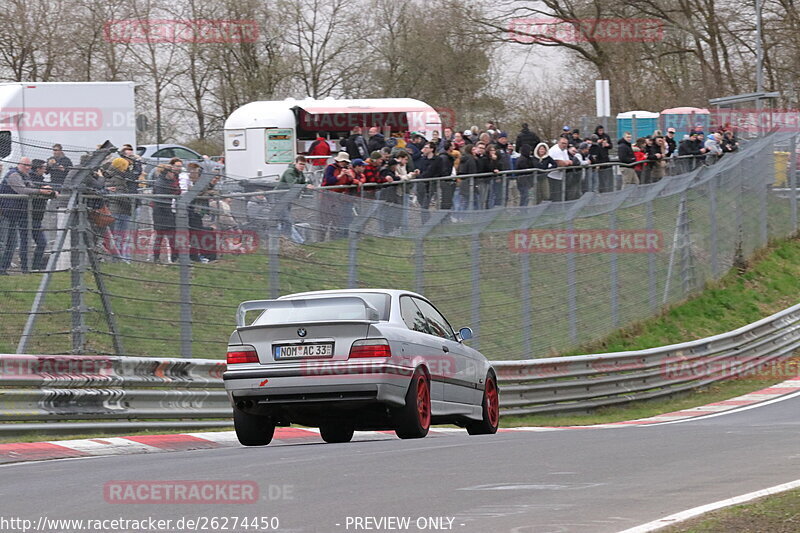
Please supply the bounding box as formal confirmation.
[307,132,331,167]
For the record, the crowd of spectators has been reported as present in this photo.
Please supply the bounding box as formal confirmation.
[0,119,744,273]
[308,120,740,212]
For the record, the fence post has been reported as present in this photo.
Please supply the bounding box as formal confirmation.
[347,200,381,289]
[609,211,619,328]
[520,251,532,358]
[26,196,33,272]
[759,154,769,247]
[70,200,88,355]
[647,199,657,312]
[470,231,481,350]
[414,211,448,294]
[709,174,719,277]
[790,134,799,232]
[176,201,192,358]
[566,219,578,343]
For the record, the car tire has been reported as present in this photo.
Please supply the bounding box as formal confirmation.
[466,373,499,435]
[233,408,276,446]
[395,369,431,439]
[319,422,355,444]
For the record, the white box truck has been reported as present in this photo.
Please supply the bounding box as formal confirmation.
[0,81,137,166]
[223,97,442,181]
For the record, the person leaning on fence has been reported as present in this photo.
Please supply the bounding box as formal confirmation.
[530,143,556,205]
[590,126,613,192]
[321,152,356,239]
[633,138,647,181]
[184,162,219,262]
[26,159,57,270]
[485,144,506,208]
[280,155,309,187]
[547,137,572,202]
[0,157,57,274]
[705,132,723,165]
[151,158,182,263]
[104,157,134,262]
[415,142,436,214]
[456,144,478,211]
[515,144,534,207]
[618,132,638,187]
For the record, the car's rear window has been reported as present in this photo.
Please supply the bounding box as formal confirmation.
[253,293,390,325]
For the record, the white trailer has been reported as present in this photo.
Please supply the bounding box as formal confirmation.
[0,81,137,165]
[223,97,442,181]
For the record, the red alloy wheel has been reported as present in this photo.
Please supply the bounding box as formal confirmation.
[486,378,499,428]
[417,376,431,429]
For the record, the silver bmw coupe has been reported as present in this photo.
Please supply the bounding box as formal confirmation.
[224,289,499,445]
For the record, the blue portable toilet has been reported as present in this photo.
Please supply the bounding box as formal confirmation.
[616,110,659,139]
[660,107,711,138]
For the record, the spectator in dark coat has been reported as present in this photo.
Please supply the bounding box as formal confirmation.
[617,132,638,187]
[345,126,369,160]
[515,123,541,150]
[593,125,613,192]
[152,158,183,263]
[515,144,534,207]
[531,143,557,205]
[46,143,74,191]
[0,158,56,274]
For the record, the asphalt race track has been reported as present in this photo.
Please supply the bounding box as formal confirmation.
[2,394,800,533]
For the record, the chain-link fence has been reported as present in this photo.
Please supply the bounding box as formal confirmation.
[0,132,796,359]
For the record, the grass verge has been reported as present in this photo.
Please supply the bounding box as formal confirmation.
[663,487,800,533]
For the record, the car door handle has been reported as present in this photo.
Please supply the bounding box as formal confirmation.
[442,346,449,353]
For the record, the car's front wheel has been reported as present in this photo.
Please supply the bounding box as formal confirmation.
[233,408,276,446]
[395,369,431,439]
[319,422,355,443]
[466,373,499,435]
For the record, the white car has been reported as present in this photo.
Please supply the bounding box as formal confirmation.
[224,289,499,445]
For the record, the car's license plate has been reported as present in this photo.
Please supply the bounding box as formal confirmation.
[274,343,333,359]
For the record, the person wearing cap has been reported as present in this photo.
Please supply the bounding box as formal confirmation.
[0,157,57,274]
[569,129,582,149]
[360,151,388,199]
[320,152,356,239]
[665,128,677,159]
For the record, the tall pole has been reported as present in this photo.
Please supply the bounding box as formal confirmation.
[755,0,764,95]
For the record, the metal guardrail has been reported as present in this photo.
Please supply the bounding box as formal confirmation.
[0,301,798,435]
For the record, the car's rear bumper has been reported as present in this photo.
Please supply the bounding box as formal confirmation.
[223,362,414,407]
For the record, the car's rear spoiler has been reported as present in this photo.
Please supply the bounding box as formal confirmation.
[236,296,381,327]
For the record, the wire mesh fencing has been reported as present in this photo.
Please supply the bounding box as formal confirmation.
[0,132,797,360]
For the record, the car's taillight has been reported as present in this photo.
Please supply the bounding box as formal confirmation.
[349,339,392,358]
[227,345,258,364]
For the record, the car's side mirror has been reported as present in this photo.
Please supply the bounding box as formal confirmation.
[458,327,473,341]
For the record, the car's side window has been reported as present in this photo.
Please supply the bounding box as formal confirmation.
[153,148,174,158]
[413,298,455,341]
[400,296,430,334]
[174,147,201,160]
